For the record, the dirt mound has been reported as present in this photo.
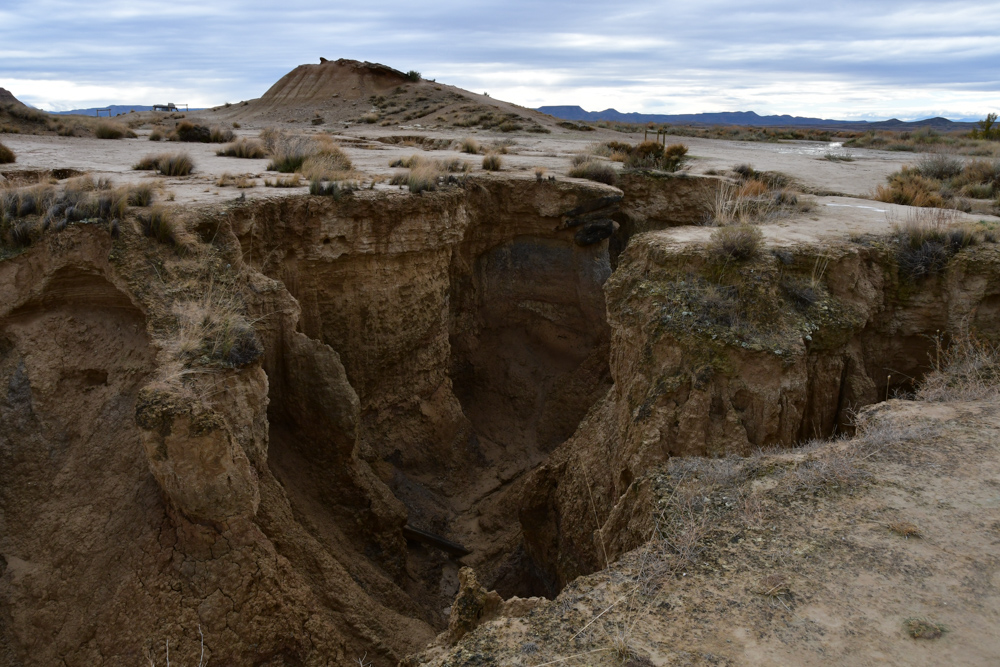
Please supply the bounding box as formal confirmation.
[0,88,26,108]
[203,58,556,132]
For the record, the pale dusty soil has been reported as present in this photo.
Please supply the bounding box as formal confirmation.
[4,123,995,238]
[416,399,1000,666]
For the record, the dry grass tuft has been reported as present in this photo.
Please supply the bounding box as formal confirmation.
[459,137,480,154]
[0,141,15,164]
[94,121,137,140]
[708,224,764,262]
[215,173,255,189]
[264,175,300,188]
[903,618,946,640]
[887,521,922,539]
[217,138,267,159]
[917,329,1000,402]
[173,287,263,368]
[482,153,503,171]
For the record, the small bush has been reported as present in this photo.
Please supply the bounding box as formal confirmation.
[709,224,764,262]
[568,159,617,185]
[482,153,502,171]
[95,121,136,140]
[534,166,547,182]
[623,141,688,171]
[874,167,945,207]
[148,129,163,141]
[217,138,266,159]
[917,154,963,180]
[209,127,235,143]
[309,179,353,199]
[405,70,422,82]
[361,112,379,124]
[0,141,15,164]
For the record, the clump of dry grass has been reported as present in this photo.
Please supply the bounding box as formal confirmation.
[708,224,764,262]
[459,137,480,154]
[887,521,922,539]
[168,121,233,144]
[94,121,137,140]
[133,152,194,176]
[139,205,179,246]
[0,140,14,164]
[917,329,1000,402]
[534,166,547,182]
[482,153,503,171]
[904,618,946,640]
[216,138,267,159]
[888,207,990,280]
[215,173,255,189]
[172,286,263,368]
[264,175,300,188]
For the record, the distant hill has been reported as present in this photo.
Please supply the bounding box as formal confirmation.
[536,106,977,131]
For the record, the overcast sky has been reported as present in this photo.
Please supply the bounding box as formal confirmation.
[1,0,997,120]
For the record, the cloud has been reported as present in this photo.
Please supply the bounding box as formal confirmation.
[1,0,997,119]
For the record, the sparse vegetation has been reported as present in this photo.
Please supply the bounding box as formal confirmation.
[133,152,194,176]
[968,112,999,141]
[459,137,480,154]
[139,206,179,246]
[405,70,422,82]
[264,175,300,188]
[568,156,617,185]
[94,121,136,140]
[0,141,15,164]
[903,618,946,640]
[887,521,921,539]
[890,208,989,280]
[482,153,503,171]
[217,138,267,159]
[215,173,255,189]
[874,156,1000,210]
[708,224,764,262]
[168,121,233,144]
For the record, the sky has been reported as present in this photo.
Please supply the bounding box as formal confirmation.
[1,0,997,121]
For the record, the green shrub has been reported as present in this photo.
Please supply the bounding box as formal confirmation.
[0,141,15,164]
[709,224,764,262]
[482,153,502,171]
[217,138,267,159]
[405,70,422,82]
[969,113,999,141]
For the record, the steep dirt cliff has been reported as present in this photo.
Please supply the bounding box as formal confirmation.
[520,230,1000,589]
[0,174,622,665]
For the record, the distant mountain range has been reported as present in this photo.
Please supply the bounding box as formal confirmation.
[52,105,203,116]
[536,106,978,131]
